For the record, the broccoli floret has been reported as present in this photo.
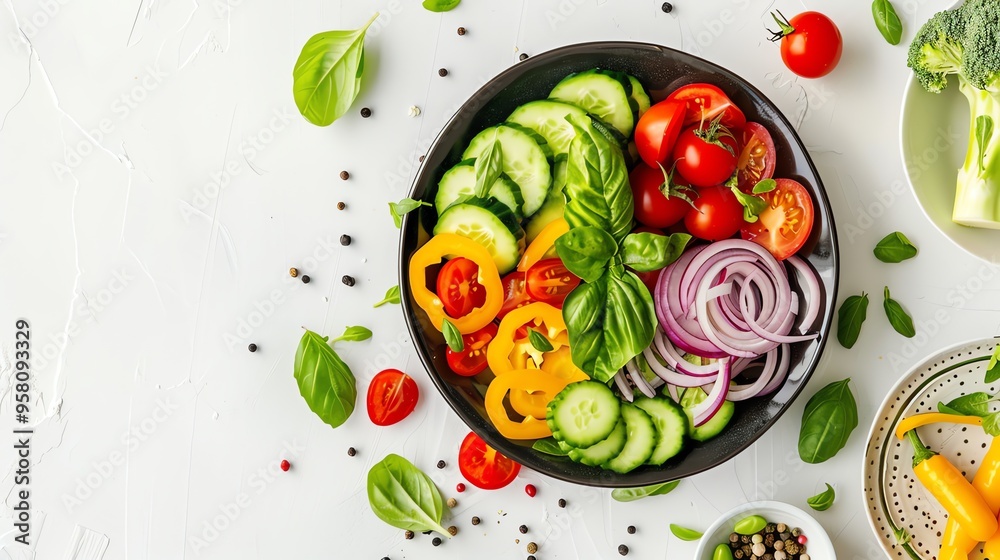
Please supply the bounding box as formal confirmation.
[908,0,1000,229]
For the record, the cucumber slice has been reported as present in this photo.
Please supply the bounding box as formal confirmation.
[546,381,621,448]
[567,418,627,467]
[633,397,689,465]
[463,125,552,218]
[433,197,526,274]
[507,100,588,158]
[602,403,656,474]
[524,156,567,243]
[549,69,636,138]
[434,160,524,218]
[679,387,736,443]
[627,75,651,117]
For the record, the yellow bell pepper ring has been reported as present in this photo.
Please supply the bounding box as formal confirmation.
[486,369,568,440]
[894,412,983,441]
[408,233,503,334]
[517,218,568,272]
[488,302,581,375]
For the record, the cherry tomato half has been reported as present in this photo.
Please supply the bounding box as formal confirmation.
[629,163,693,229]
[673,126,739,188]
[525,259,581,307]
[667,83,746,130]
[446,323,498,376]
[736,122,777,192]
[773,11,843,79]
[458,431,521,490]
[367,369,419,426]
[436,257,486,318]
[634,99,686,168]
[684,185,745,241]
[740,178,815,260]
[497,271,533,320]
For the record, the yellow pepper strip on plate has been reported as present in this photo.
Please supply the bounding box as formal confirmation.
[488,302,580,374]
[408,233,503,334]
[508,348,586,418]
[517,218,567,272]
[907,429,999,542]
[894,412,984,441]
[485,369,570,440]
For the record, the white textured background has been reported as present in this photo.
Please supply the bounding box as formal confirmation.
[1,0,999,559]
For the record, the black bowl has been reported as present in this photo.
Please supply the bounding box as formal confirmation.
[398,42,839,487]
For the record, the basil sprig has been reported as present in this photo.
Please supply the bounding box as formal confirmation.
[531,438,568,457]
[442,318,464,352]
[367,454,450,535]
[389,198,432,228]
[611,480,680,502]
[528,329,554,353]
[836,292,869,349]
[873,232,917,263]
[293,329,358,428]
[669,524,703,541]
[807,483,836,511]
[474,131,504,199]
[872,0,903,45]
[883,287,916,338]
[987,344,1000,383]
[293,13,378,126]
[798,379,858,464]
[938,382,1000,437]
[422,0,460,12]
[374,285,401,308]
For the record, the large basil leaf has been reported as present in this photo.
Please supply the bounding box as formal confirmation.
[367,454,449,535]
[620,232,691,273]
[293,330,356,428]
[292,14,378,127]
[798,379,858,464]
[562,115,634,242]
[555,226,617,282]
[562,268,656,383]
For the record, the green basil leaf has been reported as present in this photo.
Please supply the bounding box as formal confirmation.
[528,329,554,353]
[670,524,703,541]
[531,438,568,457]
[976,116,994,173]
[332,325,372,343]
[441,318,464,352]
[752,178,777,194]
[984,411,1000,437]
[292,13,378,127]
[620,232,691,273]
[563,268,656,383]
[554,226,617,282]
[374,285,401,308]
[730,186,768,223]
[937,402,964,415]
[836,293,869,349]
[873,232,918,263]
[389,198,431,228]
[734,515,767,535]
[367,454,449,535]
[422,0,460,12]
[611,481,680,502]
[941,392,991,417]
[474,131,503,199]
[872,0,903,45]
[293,330,357,428]
[883,286,916,338]
[563,114,634,242]
[987,344,1000,383]
[806,483,836,511]
[798,379,858,464]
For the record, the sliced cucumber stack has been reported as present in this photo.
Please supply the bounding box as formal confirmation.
[547,381,621,448]
[567,418,627,467]
[627,74,651,117]
[603,403,656,473]
[434,160,524,218]
[633,397,689,465]
[524,156,567,243]
[507,100,588,158]
[548,69,637,138]
[463,125,552,218]
[433,197,526,274]
[678,387,736,443]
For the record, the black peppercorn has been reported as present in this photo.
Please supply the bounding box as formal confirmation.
[436,460,446,469]
[339,170,350,180]
[381,557,389,560]
[347,447,356,456]
[337,202,346,211]
[340,234,352,246]
[457,26,466,35]
[618,544,629,556]
[527,557,536,560]
[471,516,481,525]
[404,530,414,540]
[360,107,372,118]
[627,525,636,534]
[519,53,528,61]
[418,155,425,163]
[432,537,442,547]
[661,2,673,13]
[342,275,355,287]
[519,525,528,534]
[301,275,311,284]
[248,343,257,352]
[438,68,448,77]
[557,498,566,508]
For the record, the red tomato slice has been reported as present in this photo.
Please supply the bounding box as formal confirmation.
[367,369,419,426]
[684,185,745,241]
[629,163,693,229]
[524,259,581,307]
[436,257,486,318]
[446,323,497,376]
[497,271,533,320]
[458,431,521,490]
[667,83,746,130]
[740,178,815,260]
[634,99,686,168]
[736,122,777,192]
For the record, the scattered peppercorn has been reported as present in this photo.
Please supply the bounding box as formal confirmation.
[519,525,528,534]
[381,557,389,560]
[339,170,350,180]
[527,557,536,560]
[618,544,629,556]
[456,483,466,493]
[438,68,449,77]
[404,530,414,540]
[432,537,442,547]
[457,26,466,35]
[519,53,528,61]
[347,447,356,457]
[526,542,538,554]
[627,525,636,534]
[447,526,458,536]
[471,516,481,526]
[437,460,446,469]
[524,484,536,497]
[797,535,808,545]
[342,275,355,287]
[289,267,299,278]
[337,201,346,211]
[360,107,372,118]
[301,275,311,284]
[279,459,290,471]
[557,498,566,508]
[340,234,352,246]
[418,155,425,163]
[248,343,258,352]
[447,498,458,508]
[661,2,673,12]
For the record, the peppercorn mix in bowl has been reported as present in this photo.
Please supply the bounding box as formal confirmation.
[694,501,836,560]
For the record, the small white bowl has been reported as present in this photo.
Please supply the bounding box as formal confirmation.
[693,501,836,560]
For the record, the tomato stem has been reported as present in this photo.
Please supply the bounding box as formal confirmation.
[767,10,795,42]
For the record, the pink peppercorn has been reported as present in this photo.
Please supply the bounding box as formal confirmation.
[456,483,466,493]
[798,535,808,545]
[525,484,537,497]
[280,460,290,472]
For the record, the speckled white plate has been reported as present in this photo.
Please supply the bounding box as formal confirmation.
[864,337,1000,560]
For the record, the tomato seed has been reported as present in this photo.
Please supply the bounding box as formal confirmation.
[524,484,536,497]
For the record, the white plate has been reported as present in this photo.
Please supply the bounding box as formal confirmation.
[863,337,1000,559]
